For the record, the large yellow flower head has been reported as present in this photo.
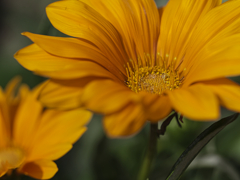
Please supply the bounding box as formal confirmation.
[0,78,91,179]
[15,0,240,137]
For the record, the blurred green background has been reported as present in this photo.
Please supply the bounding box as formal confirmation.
[1,0,240,180]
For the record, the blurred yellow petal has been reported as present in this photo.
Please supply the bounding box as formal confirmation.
[27,144,72,161]
[0,163,8,178]
[19,160,58,180]
[35,108,91,145]
[0,78,91,178]
[168,84,219,120]
[81,79,139,114]
[13,94,42,149]
[39,78,91,109]
[103,103,146,137]
[26,107,91,160]
[139,93,172,122]
[202,78,240,112]
[0,147,25,170]
[4,76,21,101]
[0,90,9,148]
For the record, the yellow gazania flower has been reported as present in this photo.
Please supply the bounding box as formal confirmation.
[15,0,240,137]
[0,77,91,179]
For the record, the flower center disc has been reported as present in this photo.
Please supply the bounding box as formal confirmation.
[125,54,182,94]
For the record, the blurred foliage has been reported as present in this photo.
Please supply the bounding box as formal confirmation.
[1,0,239,180]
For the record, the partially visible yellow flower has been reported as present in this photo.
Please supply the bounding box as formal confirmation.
[15,0,240,137]
[0,77,92,179]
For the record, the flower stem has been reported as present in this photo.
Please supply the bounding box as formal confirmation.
[137,123,158,180]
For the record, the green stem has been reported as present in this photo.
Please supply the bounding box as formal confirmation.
[137,123,158,180]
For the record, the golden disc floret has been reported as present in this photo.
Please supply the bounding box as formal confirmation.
[126,53,183,94]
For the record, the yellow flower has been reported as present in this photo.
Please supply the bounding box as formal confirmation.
[0,77,91,179]
[15,0,240,137]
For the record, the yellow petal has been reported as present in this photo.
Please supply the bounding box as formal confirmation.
[139,92,172,122]
[202,78,240,112]
[77,0,160,64]
[0,90,9,147]
[167,84,219,120]
[158,0,221,67]
[22,32,105,59]
[103,102,146,137]
[27,144,72,161]
[0,163,7,178]
[39,78,92,109]
[13,93,42,149]
[0,147,25,176]
[80,79,140,114]
[4,76,21,101]
[184,35,240,86]
[15,43,78,71]
[19,160,58,179]
[36,108,90,144]
[15,43,120,81]
[46,1,128,75]
[0,147,25,172]
[182,0,240,72]
[27,108,90,161]
[21,32,124,80]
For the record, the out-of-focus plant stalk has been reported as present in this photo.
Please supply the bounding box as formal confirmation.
[137,123,158,180]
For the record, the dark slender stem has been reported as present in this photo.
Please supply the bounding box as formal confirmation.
[137,123,158,180]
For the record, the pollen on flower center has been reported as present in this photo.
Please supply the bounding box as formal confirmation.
[126,53,183,94]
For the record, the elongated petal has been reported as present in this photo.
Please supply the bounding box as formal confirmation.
[15,44,78,71]
[19,160,58,179]
[26,108,90,161]
[36,108,90,144]
[184,35,240,86]
[46,1,128,75]
[103,103,146,137]
[0,109,8,148]
[167,84,219,120]
[28,144,72,162]
[21,32,125,81]
[4,76,21,101]
[202,78,240,112]
[80,79,140,114]
[13,93,42,149]
[15,43,120,81]
[158,0,221,67]
[39,78,92,109]
[22,32,103,59]
[77,0,160,64]
[182,0,240,72]
[0,89,9,148]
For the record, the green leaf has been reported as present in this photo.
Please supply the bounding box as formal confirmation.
[166,113,239,180]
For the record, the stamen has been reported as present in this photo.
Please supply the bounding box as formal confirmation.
[126,53,183,94]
